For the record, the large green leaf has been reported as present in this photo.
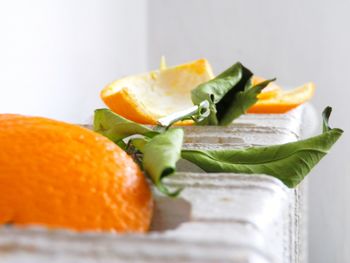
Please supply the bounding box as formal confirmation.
[142,128,184,196]
[181,107,343,187]
[93,109,157,145]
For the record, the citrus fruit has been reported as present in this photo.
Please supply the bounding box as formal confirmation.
[248,82,315,113]
[0,114,153,232]
[101,59,214,124]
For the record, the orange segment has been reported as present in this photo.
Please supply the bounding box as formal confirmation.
[0,114,153,232]
[248,82,315,113]
[101,59,214,124]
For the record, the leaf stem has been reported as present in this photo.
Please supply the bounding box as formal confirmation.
[157,100,210,128]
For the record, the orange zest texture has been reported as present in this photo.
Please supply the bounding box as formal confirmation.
[0,114,153,232]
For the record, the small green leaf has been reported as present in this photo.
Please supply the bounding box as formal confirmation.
[191,62,252,125]
[181,107,343,188]
[191,62,273,126]
[322,106,332,132]
[143,128,184,197]
[129,137,149,153]
[218,78,276,125]
[93,109,157,143]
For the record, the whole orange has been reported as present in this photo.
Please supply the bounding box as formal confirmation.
[0,114,153,232]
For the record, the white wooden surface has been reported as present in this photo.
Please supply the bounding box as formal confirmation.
[0,106,308,263]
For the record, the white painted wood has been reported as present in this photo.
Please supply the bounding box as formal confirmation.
[0,106,308,263]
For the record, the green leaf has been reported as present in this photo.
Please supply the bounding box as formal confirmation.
[218,78,276,125]
[129,137,149,153]
[191,62,274,126]
[181,107,343,188]
[322,106,332,132]
[93,109,157,144]
[191,62,252,125]
[143,128,184,197]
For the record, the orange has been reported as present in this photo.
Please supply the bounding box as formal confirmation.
[101,59,214,124]
[0,114,153,232]
[248,82,315,113]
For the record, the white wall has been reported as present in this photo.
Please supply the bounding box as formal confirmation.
[0,0,147,123]
[148,1,349,262]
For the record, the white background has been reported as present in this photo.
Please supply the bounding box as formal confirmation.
[0,0,147,122]
[0,1,349,262]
